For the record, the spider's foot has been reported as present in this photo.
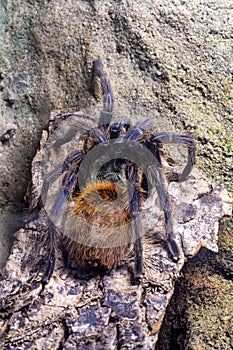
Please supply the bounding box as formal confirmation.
[133,256,143,278]
[167,238,181,262]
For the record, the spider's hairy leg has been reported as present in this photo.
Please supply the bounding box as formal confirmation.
[124,118,154,141]
[83,128,109,153]
[126,163,143,277]
[109,119,131,139]
[24,164,64,223]
[25,148,83,224]
[62,150,85,172]
[51,170,77,220]
[41,220,56,285]
[22,153,83,287]
[92,57,114,129]
[148,165,180,262]
[150,133,196,181]
[39,150,84,284]
[24,196,44,223]
[51,150,84,219]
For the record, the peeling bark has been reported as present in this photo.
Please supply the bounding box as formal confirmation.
[0,112,232,350]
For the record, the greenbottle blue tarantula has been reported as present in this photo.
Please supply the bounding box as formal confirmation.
[35,58,196,281]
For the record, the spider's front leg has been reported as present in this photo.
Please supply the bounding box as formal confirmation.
[150,133,196,182]
[125,163,143,277]
[92,57,114,129]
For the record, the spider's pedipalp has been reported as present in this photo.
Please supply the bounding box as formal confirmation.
[148,165,180,262]
[125,163,143,277]
[124,118,154,141]
[109,118,131,139]
[150,132,196,181]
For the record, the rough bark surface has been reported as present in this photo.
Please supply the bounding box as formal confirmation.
[0,111,231,350]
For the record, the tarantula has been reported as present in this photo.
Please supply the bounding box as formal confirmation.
[33,58,195,281]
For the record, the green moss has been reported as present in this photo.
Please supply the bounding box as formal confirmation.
[186,274,233,349]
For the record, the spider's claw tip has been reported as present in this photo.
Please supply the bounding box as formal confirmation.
[172,255,180,262]
[133,264,143,279]
[134,272,142,279]
[167,239,181,262]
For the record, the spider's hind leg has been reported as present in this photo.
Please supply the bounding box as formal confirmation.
[41,221,56,286]
[125,163,143,278]
[148,164,180,262]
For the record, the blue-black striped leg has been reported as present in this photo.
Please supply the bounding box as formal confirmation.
[22,166,64,287]
[23,167,64,287]
[40,150,84,284]
[41,220,56,286]
[124,118,154,141]
[23,164,64,224]
[150,133,196,182]
[126,163,143,277]
[50,150,84,221]
[148,164,180,262]
[26,150,84,225]
[92,58,114,129]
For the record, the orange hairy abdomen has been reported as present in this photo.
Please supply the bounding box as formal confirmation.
[65,182,135,270]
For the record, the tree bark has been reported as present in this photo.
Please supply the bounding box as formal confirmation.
[0,111,232,350]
